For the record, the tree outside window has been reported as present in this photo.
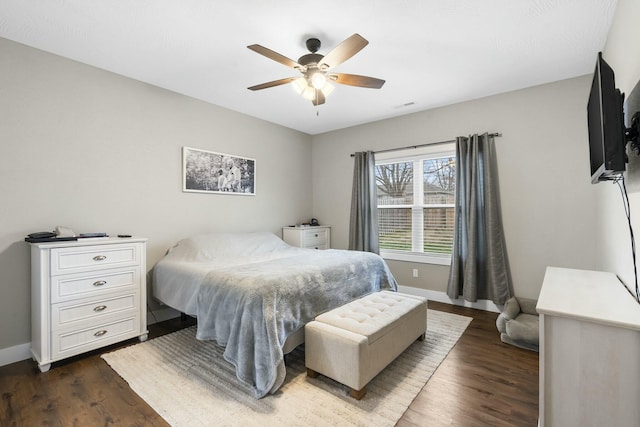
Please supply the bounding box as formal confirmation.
[376,154,455,260]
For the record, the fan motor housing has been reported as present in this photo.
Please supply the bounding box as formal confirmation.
[298,53,323,66]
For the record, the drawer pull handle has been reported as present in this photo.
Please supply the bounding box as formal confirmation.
[94,330,107,337]
[93,255,107,261]
[93,305,107,312]
[315,234,318,237]
[93,280,107,287]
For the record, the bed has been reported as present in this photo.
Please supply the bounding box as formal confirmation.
[152,231,398,398]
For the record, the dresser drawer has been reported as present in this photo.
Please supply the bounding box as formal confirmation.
[52,293,139,330]
[52,316,139,359]
[51,268,140,303]
[51,244,140,275]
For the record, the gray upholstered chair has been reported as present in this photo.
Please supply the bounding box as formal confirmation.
[496,296,539,352]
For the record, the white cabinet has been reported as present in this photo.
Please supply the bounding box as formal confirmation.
[282,226,331,250]
[30,237,148,372]
[537,267,640,427]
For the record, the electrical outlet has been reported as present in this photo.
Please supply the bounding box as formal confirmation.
[412,268,419,278]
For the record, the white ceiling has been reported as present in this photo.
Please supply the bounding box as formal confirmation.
[0,0,618,135]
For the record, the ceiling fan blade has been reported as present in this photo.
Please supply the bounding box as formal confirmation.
[247,44,302,69]
[312,90,326,106]
[248,77,298,91]
[318,34,369,70]
[329,73,385,89]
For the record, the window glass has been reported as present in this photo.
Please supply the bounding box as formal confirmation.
[423,207,455,254]
[423,157,456,204]
[376,152,456,263]
[376,162,413,205]
[378,207,412,250]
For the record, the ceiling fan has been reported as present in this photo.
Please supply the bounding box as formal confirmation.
[247,34,385,106]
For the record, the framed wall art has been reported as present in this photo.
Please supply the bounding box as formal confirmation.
[182,146,256,195]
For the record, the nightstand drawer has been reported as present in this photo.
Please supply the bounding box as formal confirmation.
[51,244,140,275]
[52,293,139,329]
[305,243,329,250]
[52,316,139,358]
[51,268,139,303]
[302,229,328,246]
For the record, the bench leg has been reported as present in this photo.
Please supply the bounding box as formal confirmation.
[308,367,366,400]
[349,386,367,400]
[417,332,426,341]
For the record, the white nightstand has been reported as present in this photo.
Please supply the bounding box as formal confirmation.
[282,226,331,250]
[29,237,148,372]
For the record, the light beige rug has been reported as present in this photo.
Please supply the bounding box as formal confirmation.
[102,309,471,427]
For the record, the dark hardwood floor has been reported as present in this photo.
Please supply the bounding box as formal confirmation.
[400,302,539,427]
[0,302,538,426]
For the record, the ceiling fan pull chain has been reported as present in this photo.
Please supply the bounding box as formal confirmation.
[315,89,320,116]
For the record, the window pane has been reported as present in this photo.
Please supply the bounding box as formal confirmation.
[423,157,455,204]
[423,207,454,254]
[376,153,455,260]
[376,162,413,205]
[378,207,412,250]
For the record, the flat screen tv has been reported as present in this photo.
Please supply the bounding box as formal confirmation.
[587,52,626,184]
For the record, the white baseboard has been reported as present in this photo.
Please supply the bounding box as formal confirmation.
[0,342,31,367]
[397,285,502,313]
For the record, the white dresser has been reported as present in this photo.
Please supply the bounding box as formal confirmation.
[537,267,640,427]
[30,237,148,372]
[282,226,331,250]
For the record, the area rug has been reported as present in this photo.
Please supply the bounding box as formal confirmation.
[102,309,471,427]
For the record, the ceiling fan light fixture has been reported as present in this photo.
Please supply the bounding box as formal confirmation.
[292,77,316,100]
[310,71,327,89]
[293,76,333,101]
[301,86,317,101]
[320,82,335,97]
[292,77,308,95]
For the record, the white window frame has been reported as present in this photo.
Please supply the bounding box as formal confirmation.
[376,143,455,266]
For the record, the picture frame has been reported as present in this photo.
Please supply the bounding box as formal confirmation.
[182,146,256,195]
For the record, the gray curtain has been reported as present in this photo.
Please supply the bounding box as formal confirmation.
[349,151,380,254]
[447,133,513,305]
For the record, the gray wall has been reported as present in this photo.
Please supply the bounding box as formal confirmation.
[599,0,640,294]
[312,76,598,300]
[0,38,312,351]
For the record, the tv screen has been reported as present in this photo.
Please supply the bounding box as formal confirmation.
[587,52,626,184]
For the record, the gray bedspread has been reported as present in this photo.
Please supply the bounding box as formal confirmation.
[152,232,397,398]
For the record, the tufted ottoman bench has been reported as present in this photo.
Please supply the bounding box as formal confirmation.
[305,291,427,399]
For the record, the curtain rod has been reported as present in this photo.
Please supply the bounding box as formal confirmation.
[349,132,502,157]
